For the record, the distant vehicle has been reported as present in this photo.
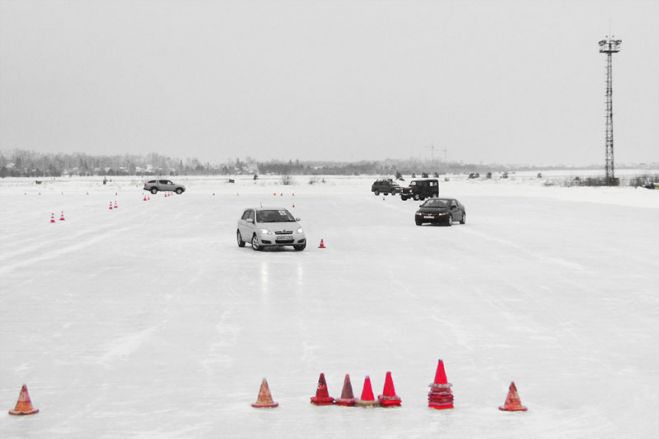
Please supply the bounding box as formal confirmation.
[400,178,439,201]
[415,198,466,226]
[468,172,480,179]
[237,207,306,251]
[371,178,401,196]
[143,179,186,194]
[501,172,509,179]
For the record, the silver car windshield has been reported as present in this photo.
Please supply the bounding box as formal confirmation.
[256,210,296,223]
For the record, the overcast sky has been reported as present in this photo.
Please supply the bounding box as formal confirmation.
[1,0,657,165]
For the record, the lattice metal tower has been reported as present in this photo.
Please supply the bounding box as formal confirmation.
[598,36,622,183]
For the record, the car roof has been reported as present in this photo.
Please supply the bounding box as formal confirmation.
[246,207,290,211]
[411,178,438,181]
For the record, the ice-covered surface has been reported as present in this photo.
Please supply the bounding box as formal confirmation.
[1,175,658,438]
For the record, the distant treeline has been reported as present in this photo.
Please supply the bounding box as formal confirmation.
[1,149,655,178]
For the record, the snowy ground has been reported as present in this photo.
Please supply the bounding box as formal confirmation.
[1,175,658,438]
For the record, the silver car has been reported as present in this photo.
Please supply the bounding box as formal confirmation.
[143,179,186,194]
[237,207,306,251]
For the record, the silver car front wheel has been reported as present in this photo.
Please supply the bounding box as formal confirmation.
[251,234,261,251]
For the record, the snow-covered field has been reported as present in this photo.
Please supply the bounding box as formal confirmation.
[1,175,658,438]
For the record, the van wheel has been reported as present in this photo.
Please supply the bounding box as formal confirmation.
[150,188,158,194]
[251,235,262,251]
[237,231,245,247]
[460,213,466,224]
[413,194,420,201]
[374,190,380,196]
[446,215,453,226]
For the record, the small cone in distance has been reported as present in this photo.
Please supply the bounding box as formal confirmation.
[428,359,454,410]
[8,384,39,416]
[108,202,113,210]
[143,195,147,201]
[499,382,527,412]
[59,211,65,221]
[251,378,279,408]
[378,371,401,407]
[49,213,56,223]
[355,376,379,407]
[318,239,326,249]
[310,373,334,405]
[335,374,356,406]
[114,201,118,209]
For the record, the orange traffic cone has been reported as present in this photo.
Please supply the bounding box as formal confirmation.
[310,373,334,405]
[59,211,65,221]
[318,239,326,249]
[251,378,279,408]
[49,213,56,223]
[378,371,401,407]
[8,384,39,415]
[335,374,356,406]
[355,376,379,407]
[499,382,527,412]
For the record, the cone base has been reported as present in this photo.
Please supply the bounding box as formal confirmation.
[335,399,355,406]
[429,402,454,410]
[499,405,527,412]
[251,402,279,408]
[9,408,39,416]
[310,397,334,405]
[355,400,379,407]
[378,397,401,407]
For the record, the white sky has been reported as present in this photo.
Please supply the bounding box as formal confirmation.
[1,0,657,165]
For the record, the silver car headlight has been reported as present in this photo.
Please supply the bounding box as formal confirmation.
[296,228,303,234]
[261,229,273,235]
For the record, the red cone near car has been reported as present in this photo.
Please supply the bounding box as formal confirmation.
[335,374,356,406]
[251,378,279,408]
[8,384,39,416]
[499,381,527,412]
[310,373,334,405]
[318,239,326,249]
[428,359,454,410]
[378,371,401,407]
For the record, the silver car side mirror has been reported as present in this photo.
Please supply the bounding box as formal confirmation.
[295,217,301,222]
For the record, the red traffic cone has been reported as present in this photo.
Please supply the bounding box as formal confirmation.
[49,213,56,223]
[114,201,118,209]
[336,374,356,406]
[8,384,39,416]
[499,382,527,412]
[251,378,279,408]
[378,371,401,407]
[318,239,326,249]
[428,359,454,410]
[356,376,379,407]
[108,201,113,210]
[310,373,335,405]
[59,211,65,221]
[143,194,147,201]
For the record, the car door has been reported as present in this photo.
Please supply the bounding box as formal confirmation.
[450,200,460,220]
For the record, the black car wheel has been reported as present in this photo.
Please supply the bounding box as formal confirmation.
[415,220,422,226]
[413,194,420,201]
[175,188,183,194]
[374,190,380,196]
[237,230,245,247]
[293,243,306,251]
[460,212,466,224]
[446,214,453,226]
[251,234,262,251]
[150,187,158,194]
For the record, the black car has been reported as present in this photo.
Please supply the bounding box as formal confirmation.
[415,198,466,226]
[371,178,401,196]
[400,178,439,201]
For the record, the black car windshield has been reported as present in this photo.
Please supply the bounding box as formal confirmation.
[256,209,296,223]
[422,199,450,208]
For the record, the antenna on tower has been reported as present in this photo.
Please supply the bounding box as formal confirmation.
[598,35,622,185]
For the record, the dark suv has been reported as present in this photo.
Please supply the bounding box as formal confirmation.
[371,178,401,196]
[415,198,466,226]
[400,178,439,201]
